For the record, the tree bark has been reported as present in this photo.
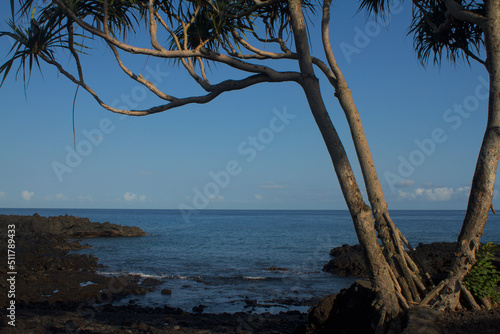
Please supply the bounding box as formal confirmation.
[288,0,402,330]
[320,0,427,305]
[438,0,500,310]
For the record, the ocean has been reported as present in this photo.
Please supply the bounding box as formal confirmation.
[2,209,500,314]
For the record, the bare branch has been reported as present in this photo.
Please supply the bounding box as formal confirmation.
[103,0,110,36]
[320,0,341,86]
[154,10,185,55]
[53,0,203,59]
[460,46,487,67]
[41,51,299,116]
[312,57,337,87]
[198,57,210,84]
[106,42,175,101]
[231,28,294,59]
[444,0,487,28]
[149,0,165,52]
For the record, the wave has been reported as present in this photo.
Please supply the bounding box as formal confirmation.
[243,276,268,280]
[98,271,168,280]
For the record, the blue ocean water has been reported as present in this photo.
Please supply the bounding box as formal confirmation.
[2,209,500,313]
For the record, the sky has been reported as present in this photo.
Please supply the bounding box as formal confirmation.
[0,2,495,210]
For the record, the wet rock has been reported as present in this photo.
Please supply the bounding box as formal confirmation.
[161,288,172,295]
[323,244,368,277]
[267,266,289,271]
[140,277,163,288]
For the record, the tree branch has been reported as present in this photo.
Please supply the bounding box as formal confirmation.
[444,0,487,28]
[39,53,299,116]
[320,0,341,87]
[106,41,175,101]
[460,46,487,67]
[53,0,203,59]
[230,28,294,59]
[148,0,165,52]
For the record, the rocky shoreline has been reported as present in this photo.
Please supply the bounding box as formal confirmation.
[0,214,499,333]
[0,214,309,333]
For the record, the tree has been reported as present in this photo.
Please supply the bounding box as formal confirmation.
[360,0,500,311]
[1,0,480,332]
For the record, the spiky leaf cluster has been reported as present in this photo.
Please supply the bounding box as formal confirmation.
[409,0,484,66]
[359,0,485,66]
[1,0,147,86]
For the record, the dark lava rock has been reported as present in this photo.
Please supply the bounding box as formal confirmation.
[403,306,441,334]
[192,305,206,313]
[322,242,499,280]
[0,213,146,238]
[300,279,377,334]
[267,265,289,271]
[323,244,368,277]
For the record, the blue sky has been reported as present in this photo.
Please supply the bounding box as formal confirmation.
[0,2,494,210]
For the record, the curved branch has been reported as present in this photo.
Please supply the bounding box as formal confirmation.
[53,0,203,59]
[148,0,166,52]
[231,28,293,59]
[39,53,300,116]
[106,42,175,101]
[321,0,341,87]
[444,0,487,28]
[460,47,487,68]
[312,57,337,87]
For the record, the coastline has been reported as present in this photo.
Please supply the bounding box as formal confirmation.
[1,213,499,333]
[0,214,309,333]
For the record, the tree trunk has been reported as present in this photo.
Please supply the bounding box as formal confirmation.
[438,0,500,310]
[288,0,402,330]
[321,0,428,306]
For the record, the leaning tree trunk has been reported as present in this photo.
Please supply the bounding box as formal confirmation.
[320,0,430,308]
[436,0,500,310]
[288,0,403,331]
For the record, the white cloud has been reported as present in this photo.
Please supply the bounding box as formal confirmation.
[398,186,470,201]
[22,190,34,201]
[0,191,6,200]
[255,194,263,200]
[124,192,137,201]
[124,192,147,202]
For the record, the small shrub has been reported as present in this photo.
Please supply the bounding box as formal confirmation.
[464,242,500,303]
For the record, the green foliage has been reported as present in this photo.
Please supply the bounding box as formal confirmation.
[464,242,500,303]
[409,0,484,66]
[358,0,486,67]
[0,17,67,87]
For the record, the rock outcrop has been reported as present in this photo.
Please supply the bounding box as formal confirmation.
[0,213,146,238]
[322,244,367,277]
[322,242,500,281]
